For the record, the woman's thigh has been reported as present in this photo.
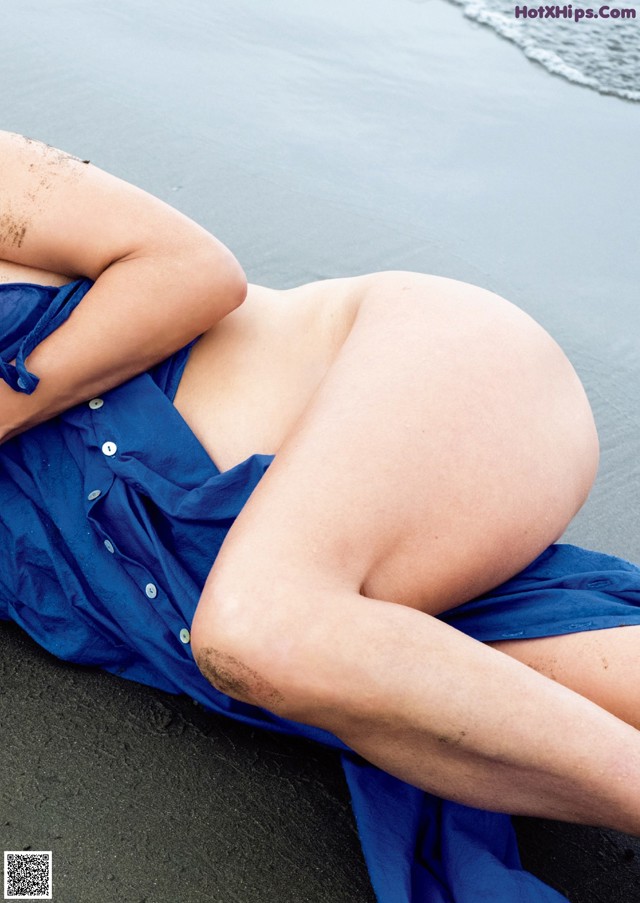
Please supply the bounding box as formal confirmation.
[211,271,599,615]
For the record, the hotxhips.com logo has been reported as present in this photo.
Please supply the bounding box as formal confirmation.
[514,4,637,19]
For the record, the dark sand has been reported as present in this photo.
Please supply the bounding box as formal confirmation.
[1,0,640,900]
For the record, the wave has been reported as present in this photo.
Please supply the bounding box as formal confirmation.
[445,0,640,102]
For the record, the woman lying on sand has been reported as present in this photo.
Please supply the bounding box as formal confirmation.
[2,129,639,903]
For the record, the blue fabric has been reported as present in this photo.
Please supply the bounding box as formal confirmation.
[3,278,640,903]
[0,280,89,394]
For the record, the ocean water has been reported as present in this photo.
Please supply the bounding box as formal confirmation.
[445,0,640,100]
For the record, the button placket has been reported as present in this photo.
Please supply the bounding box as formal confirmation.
[84,393,121,561]
[83,387,194,654]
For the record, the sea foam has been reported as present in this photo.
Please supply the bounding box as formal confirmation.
[445,0,640,101]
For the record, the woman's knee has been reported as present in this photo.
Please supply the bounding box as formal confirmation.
[191,571,278,706]
[190,564,336,718]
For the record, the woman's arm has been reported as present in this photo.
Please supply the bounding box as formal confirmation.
[0,130,247,442]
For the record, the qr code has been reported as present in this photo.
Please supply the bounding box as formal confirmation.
[3,852,52,900]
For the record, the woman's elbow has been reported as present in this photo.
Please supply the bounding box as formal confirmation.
[181,234,248,320]
[219,251,248,312]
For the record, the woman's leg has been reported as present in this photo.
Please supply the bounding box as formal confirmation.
[489,626,640,730]
[190,272,640,834]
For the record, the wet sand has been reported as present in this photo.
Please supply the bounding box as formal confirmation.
[1,0,639,900]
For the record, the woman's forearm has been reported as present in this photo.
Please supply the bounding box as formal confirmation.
[0,248,246,442]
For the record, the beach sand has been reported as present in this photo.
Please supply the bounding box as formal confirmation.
[1,0,639,899]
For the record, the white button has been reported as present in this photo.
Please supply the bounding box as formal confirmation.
[179,628,190,644]
[102,441,117,457]
[89,398,104,410]
[145,583,157,599]
[103,539,115,554]
[87,489,101,501]
[17,376,27,390]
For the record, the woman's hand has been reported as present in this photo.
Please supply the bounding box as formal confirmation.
[0,130,247,441]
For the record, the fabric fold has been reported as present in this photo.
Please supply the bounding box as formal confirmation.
[0,278,90,393]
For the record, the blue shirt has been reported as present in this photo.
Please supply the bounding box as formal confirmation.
[3,277,640,903]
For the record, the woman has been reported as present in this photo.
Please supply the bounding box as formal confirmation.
[2,129,640,902]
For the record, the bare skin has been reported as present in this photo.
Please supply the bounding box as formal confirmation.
[183,271,640,834]
[173,275,363,472]
[3,129,640,849]
[179,301,640,742]
[2,239,639,832]
[0,131,246,442]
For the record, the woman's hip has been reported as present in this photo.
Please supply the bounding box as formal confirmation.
[206,270,599,615]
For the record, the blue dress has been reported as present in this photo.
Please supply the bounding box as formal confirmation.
[3,277,640,903]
